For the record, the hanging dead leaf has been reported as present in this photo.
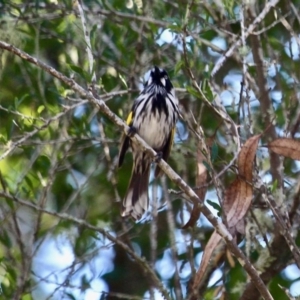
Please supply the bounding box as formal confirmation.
[182,203,202,229]
[183,140,208,228]
[192,231,224,291]
[268,138,300,160]
[222,135,259,228]
[224,179,253,227]
[238,134,261,181]
[226,248,235,268]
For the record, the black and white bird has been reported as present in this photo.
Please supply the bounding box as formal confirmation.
[118,66,179,220]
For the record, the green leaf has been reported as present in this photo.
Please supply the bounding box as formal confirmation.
[168,23,181,32]
[90,24,98,49]
[14,94,29,109]
[270,180,278,193]
[24,175,34,191]
[37,105,45,114]
[69,64,84,75]
[174,60,183,75]
[186,86,201,98]
[119,73,128,88]
[68,64,90,82]
[0,231,12,248]
[0,134,7,144]
[202,160,211,171]
[203,83,214,102]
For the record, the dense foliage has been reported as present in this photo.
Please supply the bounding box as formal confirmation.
[1,0,300,299]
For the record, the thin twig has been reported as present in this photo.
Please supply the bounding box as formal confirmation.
[76,0,96,84]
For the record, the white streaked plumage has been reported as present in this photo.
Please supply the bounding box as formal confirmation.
[118,66,179,220]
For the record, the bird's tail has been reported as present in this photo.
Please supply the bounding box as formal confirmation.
[121,156,150,220]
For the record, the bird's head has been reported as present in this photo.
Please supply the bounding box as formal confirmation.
[145,66,173,93]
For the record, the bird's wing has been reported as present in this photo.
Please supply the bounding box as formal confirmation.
[118,110,134,167]
[154,127,175,177]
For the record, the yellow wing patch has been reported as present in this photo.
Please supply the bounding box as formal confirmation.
[126,111,134,126]
[118,110,133,168]
[170,127,175,146]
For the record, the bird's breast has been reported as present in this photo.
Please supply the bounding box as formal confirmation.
[135,110,171,151]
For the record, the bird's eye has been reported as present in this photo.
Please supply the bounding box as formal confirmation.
[164,75,168,79]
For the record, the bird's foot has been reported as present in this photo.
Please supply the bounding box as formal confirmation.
[127,126,137,137]
[154,151,163,163]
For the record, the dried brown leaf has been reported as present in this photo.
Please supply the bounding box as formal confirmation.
[238,134,260,181]
[183,142,207,228]
[182,203,201,229]
[224,179,253,228]
[226,249,235,268]
[221,136,259,230]
[268,138,300,160]
[192,231,223,289]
